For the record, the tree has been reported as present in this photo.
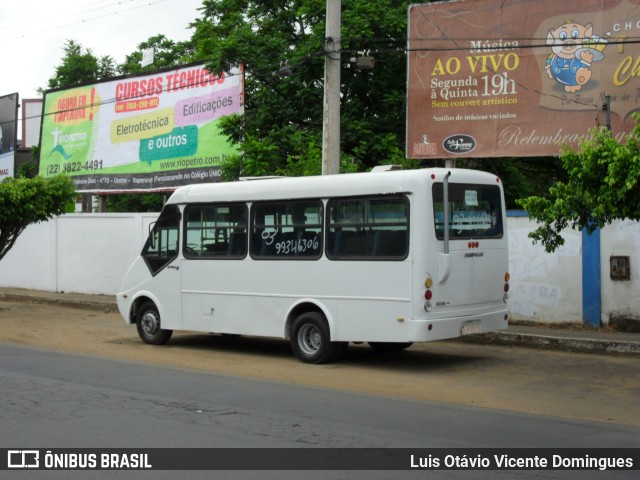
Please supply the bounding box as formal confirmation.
[108,35,196,213]
[191,0,408,179]
[119,34,195,75]
[40,39,117,92]
[518,116,640,252]
[0,175,76,262]
[458,157,566,209]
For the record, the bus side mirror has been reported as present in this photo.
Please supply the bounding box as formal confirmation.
[148,222,157,249]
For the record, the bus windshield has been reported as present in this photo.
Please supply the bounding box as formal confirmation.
[432,183,503,239]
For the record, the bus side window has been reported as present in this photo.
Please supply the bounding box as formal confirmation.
[251,200,323,259]
[327,196,409,260]
[183,203,247,259]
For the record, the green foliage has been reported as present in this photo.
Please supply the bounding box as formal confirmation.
[193,0,408,178]
[17,162,38,179]
[119,35,195,75]
[457,157,566,209]
[518,115,640,252]
[105,193,165,213]
[40,40,117,93]
[0,175,76,261]
[35,7,566,213]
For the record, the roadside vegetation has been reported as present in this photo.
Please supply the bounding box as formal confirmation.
[13,1,637,252]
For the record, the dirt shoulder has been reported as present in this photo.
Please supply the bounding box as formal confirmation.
[1,300,638,427]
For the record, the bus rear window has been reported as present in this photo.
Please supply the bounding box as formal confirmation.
[432,183,503,239]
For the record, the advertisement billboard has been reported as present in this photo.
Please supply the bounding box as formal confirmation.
[0,93,18,181]
[39,63,244,192]
[407,0,640,159]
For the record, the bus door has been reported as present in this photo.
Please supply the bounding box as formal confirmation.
[140,204,182,330]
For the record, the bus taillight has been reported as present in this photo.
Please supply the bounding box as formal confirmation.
[503,272,510,303]
[424,276,433,311]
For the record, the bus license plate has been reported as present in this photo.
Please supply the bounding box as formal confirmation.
[461,320,480,336]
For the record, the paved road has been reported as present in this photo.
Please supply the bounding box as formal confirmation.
[0,300,638,426]
[1,343,638,480]
[0,301,638,479]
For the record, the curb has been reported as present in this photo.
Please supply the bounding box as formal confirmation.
[0,291,116,313]
[459,331,640,356]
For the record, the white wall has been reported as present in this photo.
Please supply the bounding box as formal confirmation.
[0,213,638,325]
[0,213,157,295]
[507,216,583,324]
[600,220,640,324]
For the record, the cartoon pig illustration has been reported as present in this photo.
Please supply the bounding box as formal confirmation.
[545,21,606,93]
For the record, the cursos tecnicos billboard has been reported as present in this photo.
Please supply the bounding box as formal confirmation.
[39,63,243,192]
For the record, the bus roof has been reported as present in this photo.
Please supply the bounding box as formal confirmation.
[166,168,500,204]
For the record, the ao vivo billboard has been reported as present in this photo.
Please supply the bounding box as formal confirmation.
[39,63,243,192]
[407,0,640,159]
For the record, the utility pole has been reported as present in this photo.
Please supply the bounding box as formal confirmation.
[322,0,341,175]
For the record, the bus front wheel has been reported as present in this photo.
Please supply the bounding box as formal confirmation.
[136,301,173,345]
[291,312,347,364]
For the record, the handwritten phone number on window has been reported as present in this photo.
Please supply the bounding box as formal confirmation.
[261,230,320,255]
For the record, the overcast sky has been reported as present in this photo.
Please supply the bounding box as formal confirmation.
[0,0,203,105]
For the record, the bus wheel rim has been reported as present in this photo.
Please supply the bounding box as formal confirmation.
[141,311,160,336]
[298,324,322,355]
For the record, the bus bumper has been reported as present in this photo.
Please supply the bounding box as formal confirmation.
[407,310,509,342]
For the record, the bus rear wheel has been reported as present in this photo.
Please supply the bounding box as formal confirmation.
[291,312,347,364]
[136,301,173,345]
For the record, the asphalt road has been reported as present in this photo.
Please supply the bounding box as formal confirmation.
[0,300,638,479]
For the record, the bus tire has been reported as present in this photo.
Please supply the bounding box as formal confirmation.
[368,342,413,353]
[136,301,173,345]
[291,312,346,364]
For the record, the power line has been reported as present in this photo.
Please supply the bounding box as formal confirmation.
[0,0,171,44]
[6,26,639,128]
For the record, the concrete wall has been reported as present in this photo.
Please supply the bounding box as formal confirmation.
[507,215,583,323]
[1,213,638,325]
[0,214,157,295]
[600,220,640,325]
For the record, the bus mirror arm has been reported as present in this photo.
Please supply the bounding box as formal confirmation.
[443,170,452,255]
[438,252,451,283]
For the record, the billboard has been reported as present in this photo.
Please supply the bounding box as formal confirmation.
[0,93,18,181]
[407,0,640,159]
[39,63,244,192]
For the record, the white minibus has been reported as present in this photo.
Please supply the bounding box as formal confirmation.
[117,168,510,363]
